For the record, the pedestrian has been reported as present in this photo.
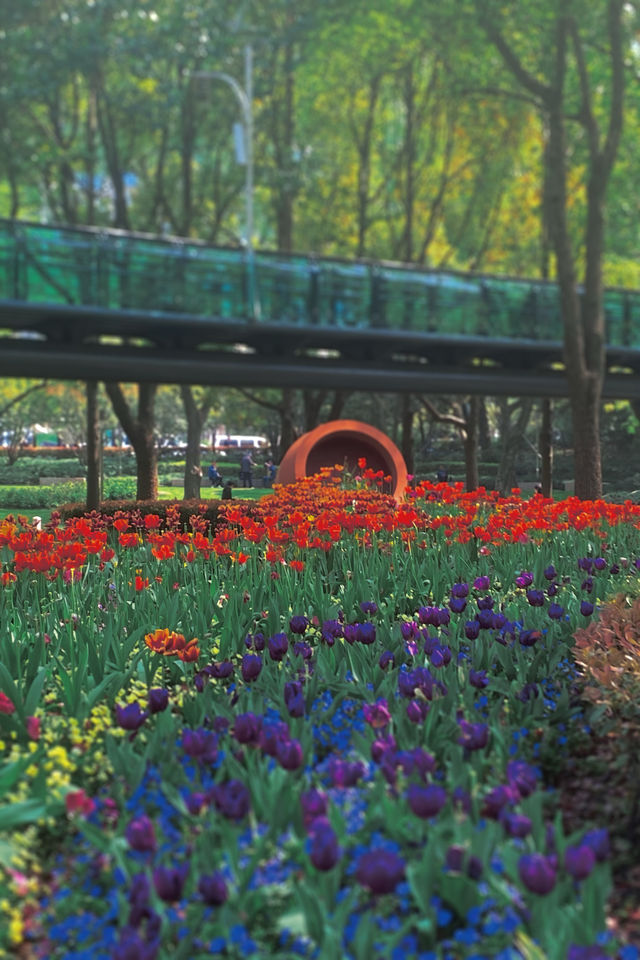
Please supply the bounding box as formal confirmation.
[221,480,233,500]
[208,462,223,487]
[240,451,254,488]
[436,465,449,483]
[261,459,276,487]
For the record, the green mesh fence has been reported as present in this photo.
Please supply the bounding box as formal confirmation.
[1,218,639,346]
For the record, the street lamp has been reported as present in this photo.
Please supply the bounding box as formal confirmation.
[193,45,258,321]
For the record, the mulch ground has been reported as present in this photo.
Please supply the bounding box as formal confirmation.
[553,718,640,949]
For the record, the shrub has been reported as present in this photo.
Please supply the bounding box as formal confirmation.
[573,592,640,717]
[57,497,227,532]
[0,482,87,508]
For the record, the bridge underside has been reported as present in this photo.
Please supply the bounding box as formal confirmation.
[1,300,639,399]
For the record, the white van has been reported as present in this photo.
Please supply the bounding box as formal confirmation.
[214,434,269,452]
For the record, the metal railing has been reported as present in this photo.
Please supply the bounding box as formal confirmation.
[1,218,639,347]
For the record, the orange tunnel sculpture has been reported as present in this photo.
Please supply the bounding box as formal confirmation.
[276,419,408,500]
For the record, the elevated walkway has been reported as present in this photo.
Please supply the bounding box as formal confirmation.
[1,219,639,396]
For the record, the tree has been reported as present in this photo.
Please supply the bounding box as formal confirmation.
[473,0,628,498]
[420,396,480,491]
[180,385,218,500]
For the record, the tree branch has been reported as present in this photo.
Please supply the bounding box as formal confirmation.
[480,14,551,103]
[569,18,599,155]
[420,396,465,429]
[0,380,47,418]
[602,0,625,179]
[235,387,283,413]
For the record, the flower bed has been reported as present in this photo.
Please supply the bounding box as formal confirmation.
[0,471,639,960]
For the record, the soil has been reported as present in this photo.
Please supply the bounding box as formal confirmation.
[554,718,640,950]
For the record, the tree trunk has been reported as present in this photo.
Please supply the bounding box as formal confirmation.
[278,388,297,460]
[495,398,534,494]
[463,397,479,491]
[569,375,603,499]
[302,389,328,433]
[540,398,553,496]
[104,382,158,500]
[328,390,351,421]
[181,385,207,500]
[86,381,102,510]
[401,395,414,474]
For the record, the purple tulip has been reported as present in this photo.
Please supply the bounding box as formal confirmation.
[482,784,518,819]
[378,650,395,670]
[578,557,593,572]
[259,721,290,758]
[407,783,447,819]
[503,812,533,838]
[293,641,313,660]
[300,788,328,828]
[429,645,452,668]
[548,603,565,620]
[289,615,309,634]
[277,738,304,771]
[593,557,606,570]
[469,668,489,689]
[473,575,490,590]
[582,828,610,862]
[543,564,557,580]
[308,818,341,870]
[477,609,495,630]
[519,629,541,647]
[610,563,620,575]
[268,632,289,661]
[147,688,169,714]
[320,619,343,645]
[355,622,376,645]
[360,600,378,615]
[457,720,489,751]
[329,758,365,787]
[400,621,418,641]
[516,681,540,702]
[515,571,534,588]
[363,699,391,729]
[241,653,263,681]
[580,600,594,617]
[233,712,263,745]
[445,844,481,879]
[526,589,545,607]
[153,864,188,903]
[343,624,358,645]
[211,779,251,820]
[115,702,148,731]
[582,577,594,593]
[198,870,228,906]
[355,849,405,894]
[565,844,596,880]
[125,815,156,853]
[210,660,234,679]
[448,595,467,615]
[185,792,206,815]
[507,760,538,797]
[464,620,480,640]
[182,728,218,764]
[518,853,556,895]
[371,733,396,763]
[406,699,428,723]
[477,595,495,610]
[112,930,159,960]
[285,689,305,718]
[451,582,469,599]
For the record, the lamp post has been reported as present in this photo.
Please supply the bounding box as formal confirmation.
[193,44,257,320]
